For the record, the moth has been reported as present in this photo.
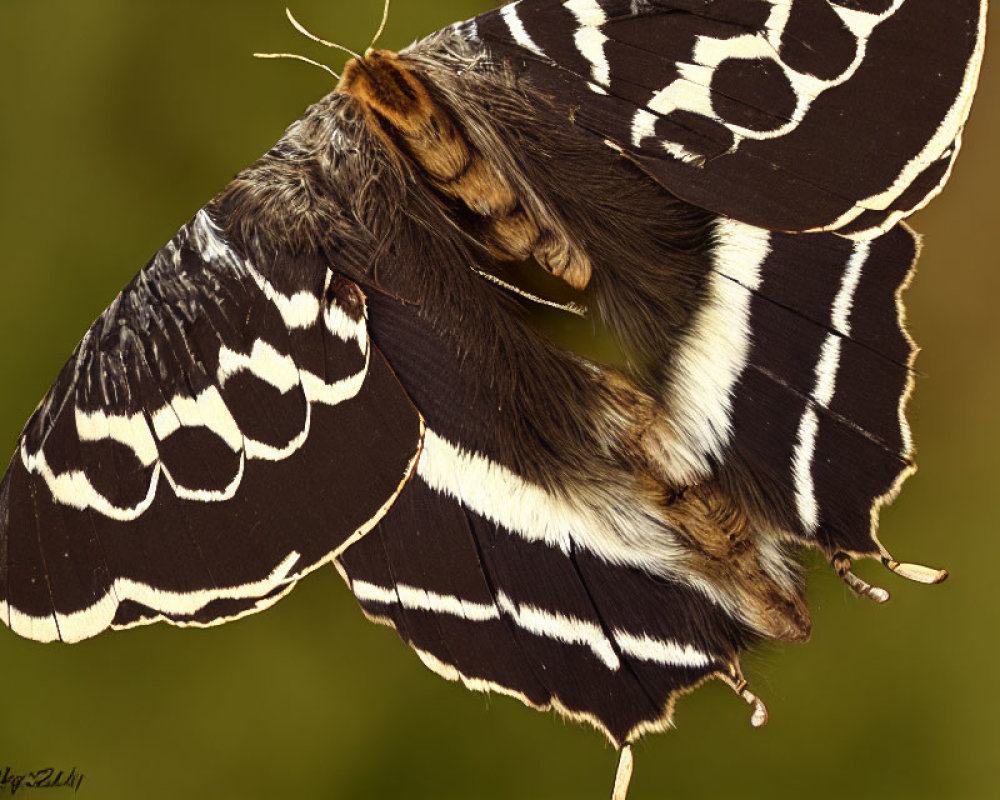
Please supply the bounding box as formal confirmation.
[0,1,987,798]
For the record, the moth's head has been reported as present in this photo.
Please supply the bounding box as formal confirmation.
[337,49,436,136]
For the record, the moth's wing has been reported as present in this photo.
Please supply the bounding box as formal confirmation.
[668,219,918,557]
[0,209,422,643]
[467,0,986,237]
[335,291,750,746]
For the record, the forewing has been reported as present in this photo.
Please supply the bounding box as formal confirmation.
[0,209,422,643]
[467,0,986,236]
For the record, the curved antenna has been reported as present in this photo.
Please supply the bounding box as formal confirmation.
[253,52,341,81]
[367,0,392,54]
[285,8,363,61]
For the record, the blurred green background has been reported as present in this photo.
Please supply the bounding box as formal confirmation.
[0,2,996,798]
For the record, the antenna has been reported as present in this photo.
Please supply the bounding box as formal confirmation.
[252,52,341,81]
[256,6,391,82]
[367,0,392,54]
[285,8,363,61]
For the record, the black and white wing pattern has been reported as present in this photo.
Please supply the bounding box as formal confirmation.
[0,0,987,794]
[0,209,422,642]
[469,0,987,236]
[337,290,756,746]
[334,219,918,745]
[667,220,921,559]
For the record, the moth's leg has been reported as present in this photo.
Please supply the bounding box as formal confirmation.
[879,552,949,585]
[721,663,770,728]
[827,549,947,602]
[830,552,891,603]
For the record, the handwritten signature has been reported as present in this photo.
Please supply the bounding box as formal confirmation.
[0,767,84,796]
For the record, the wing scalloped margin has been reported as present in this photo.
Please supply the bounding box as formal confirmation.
[0,209,424,643]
